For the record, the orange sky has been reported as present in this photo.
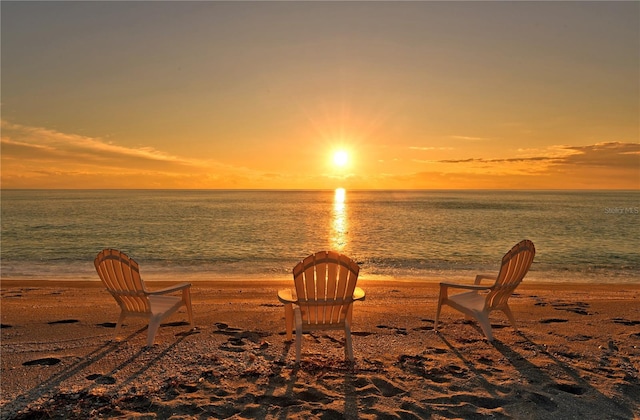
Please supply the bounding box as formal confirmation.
[1,1,638,190]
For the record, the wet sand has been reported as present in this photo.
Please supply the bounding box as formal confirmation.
[1,279,639,419]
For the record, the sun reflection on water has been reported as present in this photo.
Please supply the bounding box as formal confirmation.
[331,188,348,251]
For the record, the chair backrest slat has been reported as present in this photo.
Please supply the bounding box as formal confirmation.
[326,256,339,322]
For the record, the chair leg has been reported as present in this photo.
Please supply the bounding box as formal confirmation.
[284,303,294,341]
[434,294,445,331]
[183,288,194,326]
[147,315,163,347]
[502,305,518,330]
[346,304,354,328]
[475,312,494,341]
[294,308,302,363]
[114,312,126,341]
[344,322,354,362]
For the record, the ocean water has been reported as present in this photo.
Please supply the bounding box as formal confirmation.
[1,189,638,284]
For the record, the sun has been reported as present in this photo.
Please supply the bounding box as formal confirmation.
[333,150,349,168]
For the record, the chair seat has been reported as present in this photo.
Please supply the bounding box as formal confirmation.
[296,308,346,331]
[448,291,486,313]
[148,295,185,316]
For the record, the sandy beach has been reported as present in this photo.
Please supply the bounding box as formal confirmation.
[1,279,639,419]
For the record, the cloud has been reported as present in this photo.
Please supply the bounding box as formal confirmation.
[449,135,488,141]
[409,146,454,151]
[561,142,640,168]
[438,142,639,169]
[439,156,553,164]
[0,120,197,169]
[0,120,266,188]
[414,142,639,189]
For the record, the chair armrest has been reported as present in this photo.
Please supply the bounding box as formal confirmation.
[148,282,191,295]
[353,287,365,302]
[439,282,492,291]
[474,274,497,285]
[277,289,297,305]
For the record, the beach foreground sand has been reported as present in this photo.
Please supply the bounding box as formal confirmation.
[1,279,639,419]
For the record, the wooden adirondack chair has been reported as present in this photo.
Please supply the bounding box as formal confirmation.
[434,239,535,341]
[278,251,365,362]
[94,249,193,346]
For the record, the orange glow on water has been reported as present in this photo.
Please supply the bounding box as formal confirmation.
[331,188,347,251]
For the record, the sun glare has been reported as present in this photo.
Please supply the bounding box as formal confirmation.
[333,150,349,167]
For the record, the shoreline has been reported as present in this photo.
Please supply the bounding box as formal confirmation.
[0,276,640,290]
[2,279,639,418]
[3,270,640,286]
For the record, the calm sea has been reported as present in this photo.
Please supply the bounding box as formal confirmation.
[1,190,638,284]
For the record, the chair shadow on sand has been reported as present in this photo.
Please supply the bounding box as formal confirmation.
[3,324,199,418]
[438,327,635,419]
[238,338,361,419]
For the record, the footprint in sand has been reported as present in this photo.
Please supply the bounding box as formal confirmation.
[414,319,435,331]
[539,318,569,324]
[568,334,593,341]
[47,319,79,325]
[398,354,448,382]
[296,388,332,404]
[178,383,200,393]
[555,350,582,360]
[351,331,374,337]
[220,335,247,352]
[612,318,640,326]
[161,321,190,327]
[551,382,586,395]
[212,323,243,336]
[86,373,117,384]
[376,325,408,335]
[552,302,591,315]
[228,337,245,346]
[23,357,61,366]
[414,326,434,332]
[477,356,493,365]
[350,376,371,389]
[456,336,483,344]
[175,328,200,338]
[423,347,447,355]
[235,330,271,343]
[218,328,270,352]
[371,377,406,397]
